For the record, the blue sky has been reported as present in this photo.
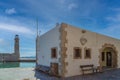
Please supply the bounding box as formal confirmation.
[0,0,120,57]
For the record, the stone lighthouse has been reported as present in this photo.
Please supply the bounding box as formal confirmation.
[0,35,20,62]
[14,34,20,61]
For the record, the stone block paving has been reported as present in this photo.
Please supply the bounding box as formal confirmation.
[0,68,120,80]
[35,69,120,80]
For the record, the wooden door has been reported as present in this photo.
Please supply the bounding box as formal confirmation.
[50,63,58,75]
[106,52,112,67]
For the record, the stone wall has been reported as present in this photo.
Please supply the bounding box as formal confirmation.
[0,53,19,62]
[64,23,120,77]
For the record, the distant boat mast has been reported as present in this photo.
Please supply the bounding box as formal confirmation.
[36,18,40,66]
[36,18,38,36]
[36,18,40,36]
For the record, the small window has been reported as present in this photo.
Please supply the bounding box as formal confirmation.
[74,47,81,59]
[85,48,91,59]
[102,52,105,61]
[51,48,57,58]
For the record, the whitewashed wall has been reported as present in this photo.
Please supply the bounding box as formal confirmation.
[65,24,120,77]
[37,25,61,67]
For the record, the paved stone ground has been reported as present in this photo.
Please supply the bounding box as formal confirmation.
[0,68,36,80]
[35,69,120,80]
[0,68,120,80]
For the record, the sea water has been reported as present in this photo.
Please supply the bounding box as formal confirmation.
[0,62,35,68]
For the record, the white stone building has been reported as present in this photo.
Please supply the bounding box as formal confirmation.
[36,23,120,77]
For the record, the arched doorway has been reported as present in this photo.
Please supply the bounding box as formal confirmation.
[99,44,118,69]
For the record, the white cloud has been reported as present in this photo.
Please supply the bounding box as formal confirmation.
[0,23,34,35]
[106,14,120,22]
[100,24,120,39]
[20,51,35,57]
[0,38,9,47]
[112,7,120,12]
[0,38,4,43]
[103,24,120,33]
[21,47,35,51]
[68,3,77,10]
[106,7,120,22]
[103,8,120,39]
[5,8,16,15]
